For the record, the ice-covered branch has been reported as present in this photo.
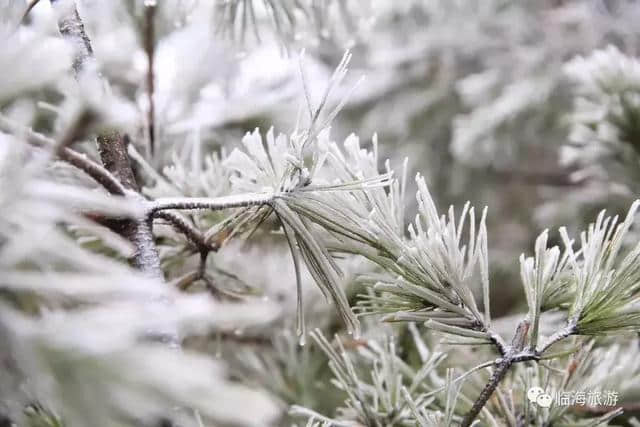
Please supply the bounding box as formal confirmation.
[50,0,94,75]
[153,211,211,252]
[147,192,274,214]
[48,0,162,277]
[537,320,577,355]
[461,320,537,427]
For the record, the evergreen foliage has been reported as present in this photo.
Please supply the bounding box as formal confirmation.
[2,1,640,426]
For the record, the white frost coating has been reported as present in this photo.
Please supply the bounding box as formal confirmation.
[149,191,274,213]
[132,217,162,277]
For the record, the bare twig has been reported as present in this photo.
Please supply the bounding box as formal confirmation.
[59,148,127,195]
[95,132,139,191]
[210,331,272,346]
[154,211,212,251]
[198,250,209,276]
[167,251,249,300]
[168,270,200,290]
[463,360,514,427]
[55,109,96,156]
[202,274,245,300]
[0,113,126,195]
[143,1,157,156]
[21,0,43,24]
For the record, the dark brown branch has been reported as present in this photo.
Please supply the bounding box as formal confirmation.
[462,359,514,427]
[59,147,126,195]
[144,2,157,156]
[168,270,200,291]
[96,132,139,191]
[94,131,161,276]
[21,0,43,24]
[198,250,209,277]
[153,211,217,252]
[0,111,160,274]
[0,114,126,196]
[202,274,244,300]
[462,320,533,427]
[50,0,162,277]
[460,320,580,426]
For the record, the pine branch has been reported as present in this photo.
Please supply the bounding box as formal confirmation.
[154,211,213,252]
[461,320,538,427]
[49,0,162,277]
[537,320,577,355]
[487,330,509,356]
[93,131,162,276]
[60,148,127,196]
[128,216,162,274]
[95,132,140,192]
[0,113,163,275]
[462,358,514,427]
[461,317,579,426]
[147,193,274,214]
[0,113,126,196]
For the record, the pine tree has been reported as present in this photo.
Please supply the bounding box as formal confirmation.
[2,1,640,426]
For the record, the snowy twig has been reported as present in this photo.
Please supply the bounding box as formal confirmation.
[461,320,537,426]
[0,113,126,196]
[147,192,274,214]
[143,1,157,156]
[21,0,43,24]
[154,211,212,252]
[537,320,577,355]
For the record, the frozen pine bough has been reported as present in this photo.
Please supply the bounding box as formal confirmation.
[2,1,640,426]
